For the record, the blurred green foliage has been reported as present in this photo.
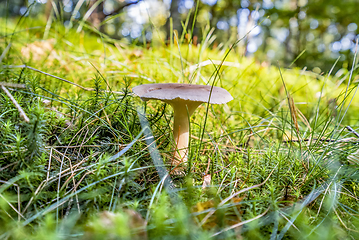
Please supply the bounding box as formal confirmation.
[1,0,358,72]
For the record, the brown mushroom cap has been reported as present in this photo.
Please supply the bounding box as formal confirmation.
[132,83,233,104]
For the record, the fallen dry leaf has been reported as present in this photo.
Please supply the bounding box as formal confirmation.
[192,197,244,233]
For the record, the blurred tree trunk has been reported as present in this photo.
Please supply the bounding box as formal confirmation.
[295,0,301,58]
[87,0,105,30]
[45,0,61,20]
[209,2,218,29]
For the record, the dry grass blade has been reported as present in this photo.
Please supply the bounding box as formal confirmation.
[0,43,11,63]
[346,126,359,139]
[333,208,348,231]
[0,85,30,122]
[2,65,125,94]
[316,166,342,217]
[220,164,278,206]
[211,207,270,237]
[279,211,300,232]
[47,148,53,181]
[3,65,91,90]
[288,95,299,134]
[186,60,241,78]
[0,194,26,221]
[200,164,277,226]
[0,181,21,221]
[21,180,48,214]
[0,82,26,88]
[296,107,312,131]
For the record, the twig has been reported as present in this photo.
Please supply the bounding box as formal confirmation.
[0,85,30,122]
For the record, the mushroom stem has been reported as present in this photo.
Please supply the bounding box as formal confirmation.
[169,100,201,165]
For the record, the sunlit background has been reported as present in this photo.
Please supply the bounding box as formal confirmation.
[2,0,358,72]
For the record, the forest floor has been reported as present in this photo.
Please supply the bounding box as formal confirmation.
[1,17,359,239]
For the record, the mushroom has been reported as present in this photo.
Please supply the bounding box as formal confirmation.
[133,83,233,170]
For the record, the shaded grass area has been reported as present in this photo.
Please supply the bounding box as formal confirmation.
[1,17,359,239]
